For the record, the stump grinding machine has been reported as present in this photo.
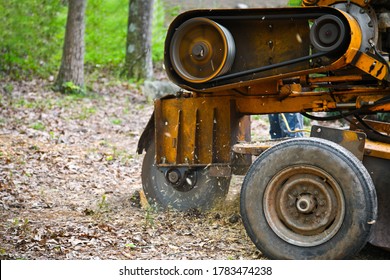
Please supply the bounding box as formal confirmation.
[137,0,390,259]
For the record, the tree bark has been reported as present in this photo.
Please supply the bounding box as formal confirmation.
[125,0,154,81]
[55,0,86,91]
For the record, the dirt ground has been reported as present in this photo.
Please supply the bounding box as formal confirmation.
[1,78,389,260]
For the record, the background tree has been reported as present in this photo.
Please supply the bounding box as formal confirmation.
[124,0,154,81]
[55,0,86,93]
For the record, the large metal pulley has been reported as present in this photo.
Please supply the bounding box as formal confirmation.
[169,17,236,83]
[310,14,347,52]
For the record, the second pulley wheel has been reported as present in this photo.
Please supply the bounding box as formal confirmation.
[310,14,347,53]
[169,17,236,83]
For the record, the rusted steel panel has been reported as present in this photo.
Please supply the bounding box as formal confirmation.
[155,96,241,166]
[310,125,366,161]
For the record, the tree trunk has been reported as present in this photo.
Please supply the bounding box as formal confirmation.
[125,0,154,81]
[55,0,86,92]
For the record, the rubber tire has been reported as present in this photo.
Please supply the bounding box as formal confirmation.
[141,140,230,211]
[240,138,377,259]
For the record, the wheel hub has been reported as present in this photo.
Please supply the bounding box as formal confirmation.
[165,168,197,192]
[191,42,210,61]
[167,169,181,184]
[264,165,345,247]
[277,173,338,236]
[296,194,315,214]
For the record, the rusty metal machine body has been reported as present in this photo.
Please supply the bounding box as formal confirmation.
[138,0,390,259]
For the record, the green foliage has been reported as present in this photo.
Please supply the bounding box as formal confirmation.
[98,194,109,211]
[111,118,122,125]
[85,0,172,72]
[11,217,30,234]
[31,122,46,131]
[59,82,85,95]
[3,83,14,94]
[152,0,167,63]
[0,0,175,79]
[303,116,311,126]
[377,113,390,122]
[288,0,302,7]
[125,243,137,249]
[0,248,6,256]
[76,106,97,120]
[85,0,128,71]
[0,0,66,78]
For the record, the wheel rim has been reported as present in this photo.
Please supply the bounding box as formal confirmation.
[170,17,236,83]
[263,165,345,247]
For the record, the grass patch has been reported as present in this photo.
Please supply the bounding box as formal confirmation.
[111,118,122,125]
[30,122,45,131]
[74,106,97,120]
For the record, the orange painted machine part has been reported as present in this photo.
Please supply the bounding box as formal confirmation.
[152,0,390,166]
[164,5,390,93]
[155,2,390,165]
[302,0,370,7]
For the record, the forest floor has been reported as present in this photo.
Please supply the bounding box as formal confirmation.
[0,77,389,260]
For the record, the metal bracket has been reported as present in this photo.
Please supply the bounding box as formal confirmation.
[310,125,366,160]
